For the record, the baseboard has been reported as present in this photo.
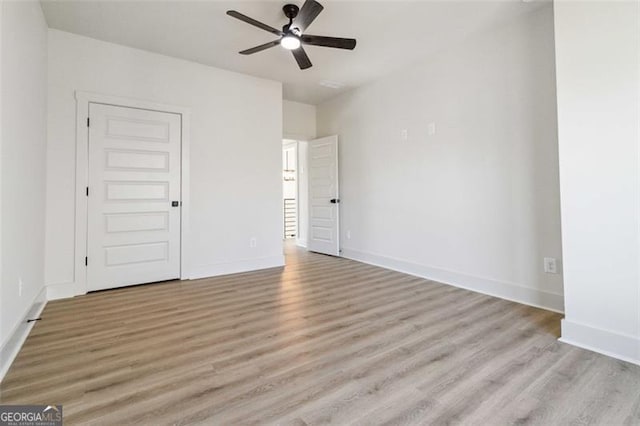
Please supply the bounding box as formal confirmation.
[296,238,308,248]
[341,248,564,313]
[560,319,640,366]
[0,286,48,382]
[189,255,285,280]
[48,254,287,298]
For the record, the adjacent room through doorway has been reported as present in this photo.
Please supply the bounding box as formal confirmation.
[281,139,311,254]
[282,141,298,242]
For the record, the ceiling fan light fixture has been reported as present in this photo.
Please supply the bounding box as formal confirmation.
[281,35,301,50]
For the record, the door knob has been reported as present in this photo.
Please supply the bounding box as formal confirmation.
[171,201,180,207]
[330,198,340,204]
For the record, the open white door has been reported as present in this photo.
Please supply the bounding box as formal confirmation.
[87,103,182,291]
[307,135,340,256]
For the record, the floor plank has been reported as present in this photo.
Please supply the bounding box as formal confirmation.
[1,242,639,425]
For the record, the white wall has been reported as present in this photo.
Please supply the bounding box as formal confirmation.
[283,100,316,140]
[317,5,563,311]
[46,29,284,297]
[554,0,640,364]
[0,0,48,378]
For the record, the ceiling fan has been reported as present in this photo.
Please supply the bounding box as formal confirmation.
[226,0,357,70]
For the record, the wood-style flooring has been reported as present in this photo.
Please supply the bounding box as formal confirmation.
[1,243,639,425]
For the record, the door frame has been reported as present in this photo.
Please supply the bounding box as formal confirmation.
[74,91,191,296]
[282,138,310,248]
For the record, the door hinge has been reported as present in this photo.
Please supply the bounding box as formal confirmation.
[87,117,90,127]
[85,256,88,266]
[86,187,89,197]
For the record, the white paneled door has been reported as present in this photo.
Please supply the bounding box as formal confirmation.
[307,135,340,256]
[87,103,182,291]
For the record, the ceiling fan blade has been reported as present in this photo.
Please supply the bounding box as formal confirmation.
[226,10,284,36]
[301,35,356,50]
[239,40,281,55]
[292,47,313,70]
[293,0,324,33]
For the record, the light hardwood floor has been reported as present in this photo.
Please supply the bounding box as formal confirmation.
[1,243,639,425]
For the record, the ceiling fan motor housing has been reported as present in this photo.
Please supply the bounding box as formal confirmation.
[283,4,301,34]
[283,4,300,20]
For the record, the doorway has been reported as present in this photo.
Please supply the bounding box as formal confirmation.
[283,141,298,240]
[282,136,340,256]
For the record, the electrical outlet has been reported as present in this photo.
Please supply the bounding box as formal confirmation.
[250,238,257,248]
[428,122,437,136]
[400,129,408,141]
[18,278,23,297]
[544,257,558,274]
[346,230,351,240]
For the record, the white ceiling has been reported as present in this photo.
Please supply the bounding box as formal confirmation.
[40,0,547,105]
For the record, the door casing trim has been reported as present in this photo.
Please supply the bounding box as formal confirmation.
[74,91,191,296]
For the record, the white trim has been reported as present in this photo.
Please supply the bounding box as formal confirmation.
[73,91,191,297]
[560,319,640,366]
[0,286,47,382]
[296,238,308,248]
[638,0,640,372]
[189,255,285,280]
[0,0,4,374]
[284,133,313,142]
[341,247,565,313]
[335,137,340,256]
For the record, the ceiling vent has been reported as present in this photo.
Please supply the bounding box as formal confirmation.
[319,80,344,89]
